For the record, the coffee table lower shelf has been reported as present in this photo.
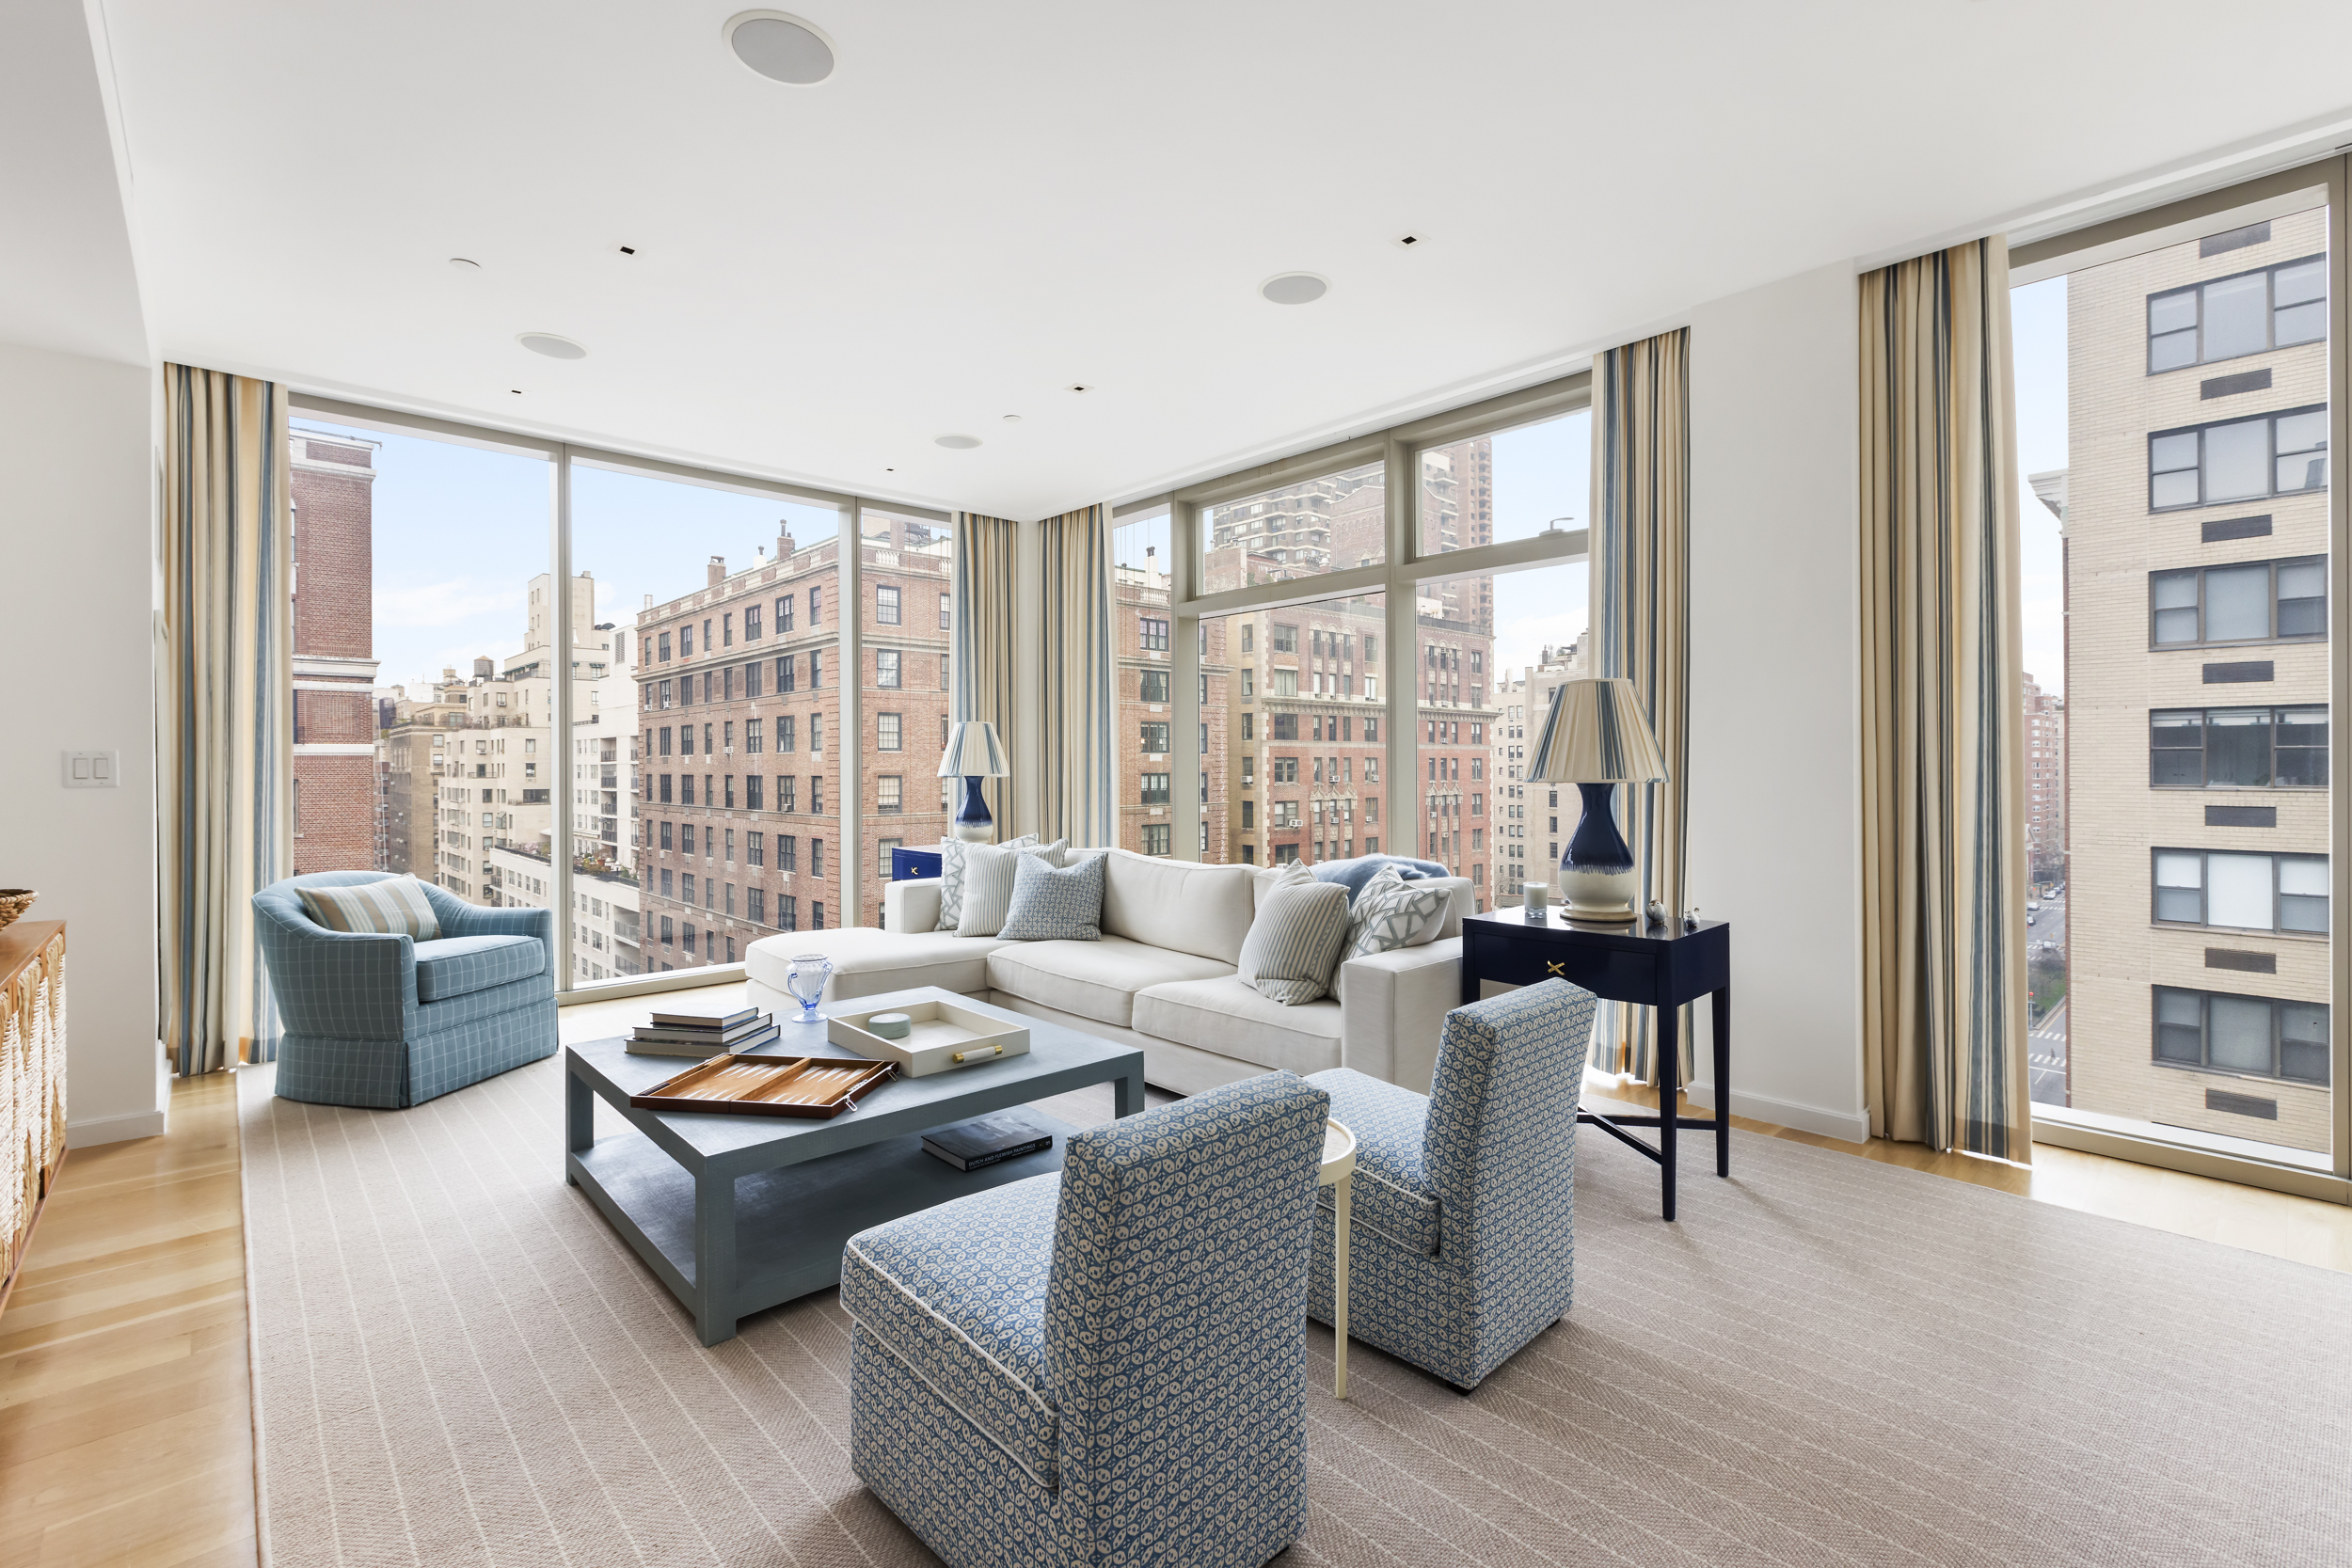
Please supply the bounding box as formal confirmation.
[568,1121,1073,1343]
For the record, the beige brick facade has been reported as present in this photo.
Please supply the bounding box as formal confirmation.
[2062,206,2332,1155]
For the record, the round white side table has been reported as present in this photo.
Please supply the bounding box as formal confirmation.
[1318,1118,1357,1400]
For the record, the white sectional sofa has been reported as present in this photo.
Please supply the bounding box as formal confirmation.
[743,847,1468,1095]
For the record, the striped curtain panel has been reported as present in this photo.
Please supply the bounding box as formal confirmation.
[160,365,294,1073]
[1858,236,2033,1161]
[1038,504,1116,847]
[1590,326,1692,1085]
[952,513,1019,836]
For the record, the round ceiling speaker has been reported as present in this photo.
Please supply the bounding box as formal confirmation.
[934,435,981,450]
[517,333,587,360]
[1260,272,1329,305]
[724,12,836,85]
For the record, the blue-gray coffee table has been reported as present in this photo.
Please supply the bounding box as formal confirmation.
[564,989,1145,1345]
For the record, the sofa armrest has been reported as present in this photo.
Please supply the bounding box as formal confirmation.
[884,878,944,934]
[1339,937,1461,1094]
[250,895,418,1039]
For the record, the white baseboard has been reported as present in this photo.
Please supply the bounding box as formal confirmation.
[1685,1081,1868,1144]
[69,1105,168,1146]
[66,1046,174,1148]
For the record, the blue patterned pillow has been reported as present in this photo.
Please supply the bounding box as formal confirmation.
[996,852,1106,942]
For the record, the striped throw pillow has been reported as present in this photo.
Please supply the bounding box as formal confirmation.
[936,834,1037,931]
[1237,863,1352,1006]
[296,877,442,941]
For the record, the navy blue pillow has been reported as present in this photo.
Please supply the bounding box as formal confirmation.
[1311,854,1450,902]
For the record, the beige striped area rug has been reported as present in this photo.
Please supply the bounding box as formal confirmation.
[240,1057,2352,1568]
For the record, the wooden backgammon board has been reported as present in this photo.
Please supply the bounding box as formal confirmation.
[627,1053,895,1118]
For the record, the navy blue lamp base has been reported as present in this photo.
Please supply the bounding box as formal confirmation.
[1559,781,1639,922]
[952,775,993,843]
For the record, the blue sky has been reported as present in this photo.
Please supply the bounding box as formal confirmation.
[2011,276,2069,697]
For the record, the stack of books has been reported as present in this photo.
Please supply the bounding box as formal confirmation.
[624,1006,780,1058]
[921,1107,1057,1172]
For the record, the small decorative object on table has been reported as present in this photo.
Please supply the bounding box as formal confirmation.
[0,890,36,933]
[937,720,1010,844]
[1528,677,1670,923]
[1646,898,1668,927]
[865,1012,913,1040]
[626,1006,780,1057]
[921,1106,1058,1171]
[1683,907,1701,933]
[784,954,834,1021]
[1522,881,1549,918]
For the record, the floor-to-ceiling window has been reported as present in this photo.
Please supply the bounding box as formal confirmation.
[2010,160,2350,1195]
[858,505,954,925]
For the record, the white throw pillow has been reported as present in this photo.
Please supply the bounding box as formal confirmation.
[957,838,1069,938]
[1332,868,1452,1000]
[1236,863,1352,1006]
[936,834,1037,931]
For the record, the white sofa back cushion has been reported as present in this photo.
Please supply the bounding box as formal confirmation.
[1100,848,1260,964]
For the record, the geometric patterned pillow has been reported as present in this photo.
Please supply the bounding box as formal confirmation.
[1332,867,1449,1001]
[935,833,1038,931]
[996,851,1107,942]
[295,876,442,941]
[955,839,1068,939]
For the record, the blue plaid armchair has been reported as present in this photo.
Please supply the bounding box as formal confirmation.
[1306,978,1597,1390]
[843,1072,1332,1568]
[252,871,558,1109]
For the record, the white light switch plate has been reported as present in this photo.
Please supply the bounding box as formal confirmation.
[63,751,119,787]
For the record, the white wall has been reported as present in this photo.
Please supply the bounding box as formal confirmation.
[0,339,165,1142]
[1681,261,1869,1141]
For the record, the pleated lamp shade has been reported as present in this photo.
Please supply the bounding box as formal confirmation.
[937,720,1010,778]
[1529,678,1668,784]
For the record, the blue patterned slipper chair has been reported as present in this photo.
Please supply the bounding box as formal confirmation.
[843,1071,1332,1568]
[252,871,558,1109]
[1306,977,1597,1390]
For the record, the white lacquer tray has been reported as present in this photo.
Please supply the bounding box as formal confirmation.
[826,990,1031,1077]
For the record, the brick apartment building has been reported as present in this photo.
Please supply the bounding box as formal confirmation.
[288,428,381,873]
[633,515,952,967]
[2023,671,2066,886]
[2061,206,2331,1154]
[1491,638,1588,901]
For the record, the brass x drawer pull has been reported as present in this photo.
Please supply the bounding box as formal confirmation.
[1546,960,1566,976]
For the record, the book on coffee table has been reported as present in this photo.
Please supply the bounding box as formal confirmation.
[648,1006,761,1030]
[921,1107,1058,1172]
[626,1012,779,1058]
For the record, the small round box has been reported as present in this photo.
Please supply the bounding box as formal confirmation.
[866,1012,913,1040]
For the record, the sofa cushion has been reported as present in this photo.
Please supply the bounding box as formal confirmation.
[746,927,1005,1002]
[936,834,1037,932]
[1311,854,1450,901]
[842,1173,1061,1487]
[956,839,1068,938]
[1100,849,1259,963]
[1334,869,1453,999]
[1304,1068,1440,1256]
[997,852,1106,942]
[1237,865,1352,1005]
[412,934,544,1002]
[298,875,442,941]
[1131,975,1343,1078]
[986,937,1232,1030]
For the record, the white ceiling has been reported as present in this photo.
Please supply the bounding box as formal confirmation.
[75,0,2352,517]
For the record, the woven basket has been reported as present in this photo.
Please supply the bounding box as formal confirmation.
[0,890,37,932]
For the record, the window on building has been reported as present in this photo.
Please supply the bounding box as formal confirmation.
[1141,824,1171,856]
[2151,706,2328,787]
[2149,407,2329,511]
[2150,557,2326,645]
[2148,253,2328,372]
[745,603,762,641]
[1139,772,1169,805]
[1139,721,1169,753]
[875,585,901,625]
[940,592,952,630]
[878,713,902,752]
[747,831,764,866]
[2154,986,2330,1085]
[2153,849,2328,933]
[1139,616,1169,652]
[878,774,902,814]
[1140,669,1169,704]
[877,649,900,689]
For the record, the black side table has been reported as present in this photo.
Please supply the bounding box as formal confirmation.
[1458,909,1730,1221]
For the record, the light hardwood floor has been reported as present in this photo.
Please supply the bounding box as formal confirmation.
[5,1005,2347,1566]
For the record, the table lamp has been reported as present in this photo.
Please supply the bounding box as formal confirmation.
[1528,677,1669,923]
[938,721,1010,843]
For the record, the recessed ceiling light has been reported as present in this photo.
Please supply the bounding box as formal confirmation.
[1260,272,1328,306]
[934,435,981,450]
[724,11,835,85]
[518,333,587,360]
[448,257,481,271]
